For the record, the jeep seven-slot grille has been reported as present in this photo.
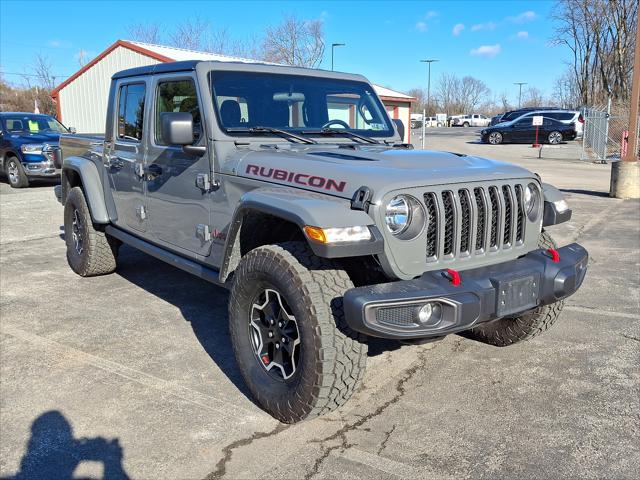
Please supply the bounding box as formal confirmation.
[423,183,525,263]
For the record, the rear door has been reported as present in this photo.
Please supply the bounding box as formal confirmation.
[144,74,213,256]
[105,80,148,233]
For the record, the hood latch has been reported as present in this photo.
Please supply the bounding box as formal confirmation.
[351,186,373,212]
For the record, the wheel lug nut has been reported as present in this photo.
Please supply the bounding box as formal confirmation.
[275,343,280,349]
[278,321,283,328]
[270,319,275,325]
[268,332,274,338]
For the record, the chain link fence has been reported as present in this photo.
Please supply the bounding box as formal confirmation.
[581,103,639,162]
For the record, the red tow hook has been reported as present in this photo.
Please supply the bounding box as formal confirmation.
[443,268,461,286]
[546,248,560,263]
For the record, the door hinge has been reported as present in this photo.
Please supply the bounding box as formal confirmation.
[196,173,220,192]
[134,163,145,179]
[135,205,147,220]
[196,224,211,242]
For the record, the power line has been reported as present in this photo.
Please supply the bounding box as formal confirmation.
[0,71,70,79]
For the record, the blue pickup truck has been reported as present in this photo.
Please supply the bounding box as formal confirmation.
[0,112,71,188]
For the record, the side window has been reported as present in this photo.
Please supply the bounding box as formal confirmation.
[155,79,202,145]
[117,83,146,142]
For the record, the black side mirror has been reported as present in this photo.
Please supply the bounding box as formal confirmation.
[161,112,194,145]
[392,119,405,140]
[69,127,77,134]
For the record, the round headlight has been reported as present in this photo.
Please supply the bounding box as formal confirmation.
[384,195,427,239]
[524,183,541,221]
[385,195,411,235]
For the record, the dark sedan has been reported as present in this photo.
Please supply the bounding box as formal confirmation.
[480,116,577,145]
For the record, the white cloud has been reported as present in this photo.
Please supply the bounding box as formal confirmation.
[471,22,497,32]
[452,23,465,36]
[508,11,537,23]
[516,31,529,39]
[415,10,438,32]
[470,44,501,58]
[47,40,71,48]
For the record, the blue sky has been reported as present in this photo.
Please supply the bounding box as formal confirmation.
[0,0,568,104]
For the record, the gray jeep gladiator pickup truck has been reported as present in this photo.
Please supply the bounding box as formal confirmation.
[56,60,588,423]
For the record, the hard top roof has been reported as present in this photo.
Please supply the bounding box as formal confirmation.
[111,60,369,83]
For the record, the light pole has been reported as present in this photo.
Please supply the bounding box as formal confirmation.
[514,82,527,108]
[331,43,345,71]
[420,59,438,148]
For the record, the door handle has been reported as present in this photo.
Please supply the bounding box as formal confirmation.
[146,163,163,180]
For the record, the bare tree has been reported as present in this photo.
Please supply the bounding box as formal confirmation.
[436,73,490,114]
[263,15,325,68]
[522,87,546,107]
[126,22,162,44]
[407,88,428,113]
[552,70,580,108]
[169,18,210,51]
[551,0,637,106]
[33,54,57,90]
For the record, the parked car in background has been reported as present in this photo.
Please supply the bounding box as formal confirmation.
[481,116,577,145]
[424,116,444,127]
[511,110,584,138]
[498,107,562,124]
[452,114,490,127]
[490,114,504,126]
[0,112,70,188]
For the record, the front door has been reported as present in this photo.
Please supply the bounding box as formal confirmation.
[144,75,212,257]
[105,81,148,233]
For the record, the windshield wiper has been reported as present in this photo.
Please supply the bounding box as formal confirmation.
[305,128,381,144]
[226,126,317,144]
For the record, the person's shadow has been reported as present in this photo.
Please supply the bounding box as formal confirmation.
[4,410,129,480]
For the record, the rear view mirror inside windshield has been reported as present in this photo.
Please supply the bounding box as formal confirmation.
[273,92,305,102]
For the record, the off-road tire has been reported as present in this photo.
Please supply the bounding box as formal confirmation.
[64,186,119,277]
[229,241,367,423]
[461,231,564,346]
[6,157,29,188]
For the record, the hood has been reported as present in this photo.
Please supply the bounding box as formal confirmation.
[232,144,535,200]
[6,132,61,146]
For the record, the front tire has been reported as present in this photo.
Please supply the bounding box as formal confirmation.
[461,231,564,346]
[6,157,29,188]
[488,132,503,145]
[463,122,470,127]
[229,241,367,423]
[64,186,119,277]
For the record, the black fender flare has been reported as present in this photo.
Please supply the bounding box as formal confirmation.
[218,188,382,282]
[61,156,111,224]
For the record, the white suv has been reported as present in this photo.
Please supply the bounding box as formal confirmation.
[453,114,490,127]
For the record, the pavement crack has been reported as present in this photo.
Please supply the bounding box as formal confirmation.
[303,350,428,480]
[204,422,289,480]
[376,424,397,455]
[621,333,640,342]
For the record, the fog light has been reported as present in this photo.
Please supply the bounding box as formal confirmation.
[417,302,442,326]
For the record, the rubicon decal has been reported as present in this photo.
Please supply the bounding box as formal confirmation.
[245,164,346,193]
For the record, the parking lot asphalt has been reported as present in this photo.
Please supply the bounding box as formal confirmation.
[1,130,639,479]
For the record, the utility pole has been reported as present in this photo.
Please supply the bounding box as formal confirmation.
[420,59,438,117]
[331,43,345,71]
[514,82,527,108]
[610,13,640,198]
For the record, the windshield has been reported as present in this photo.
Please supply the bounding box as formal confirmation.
[209,71,394,138]
[1,114,69,134]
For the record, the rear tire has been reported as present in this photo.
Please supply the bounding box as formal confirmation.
[6,157,29,188]
[64,186,119,277]
[229,241,367,423]
[463,122,470,127]
[461,231,564,346]
[548,131,563,145]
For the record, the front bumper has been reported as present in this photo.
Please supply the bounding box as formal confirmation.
[23,161,60,177]
[343,243,588,339]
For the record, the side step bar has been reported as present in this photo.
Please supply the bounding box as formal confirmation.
[105,226,226,287]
